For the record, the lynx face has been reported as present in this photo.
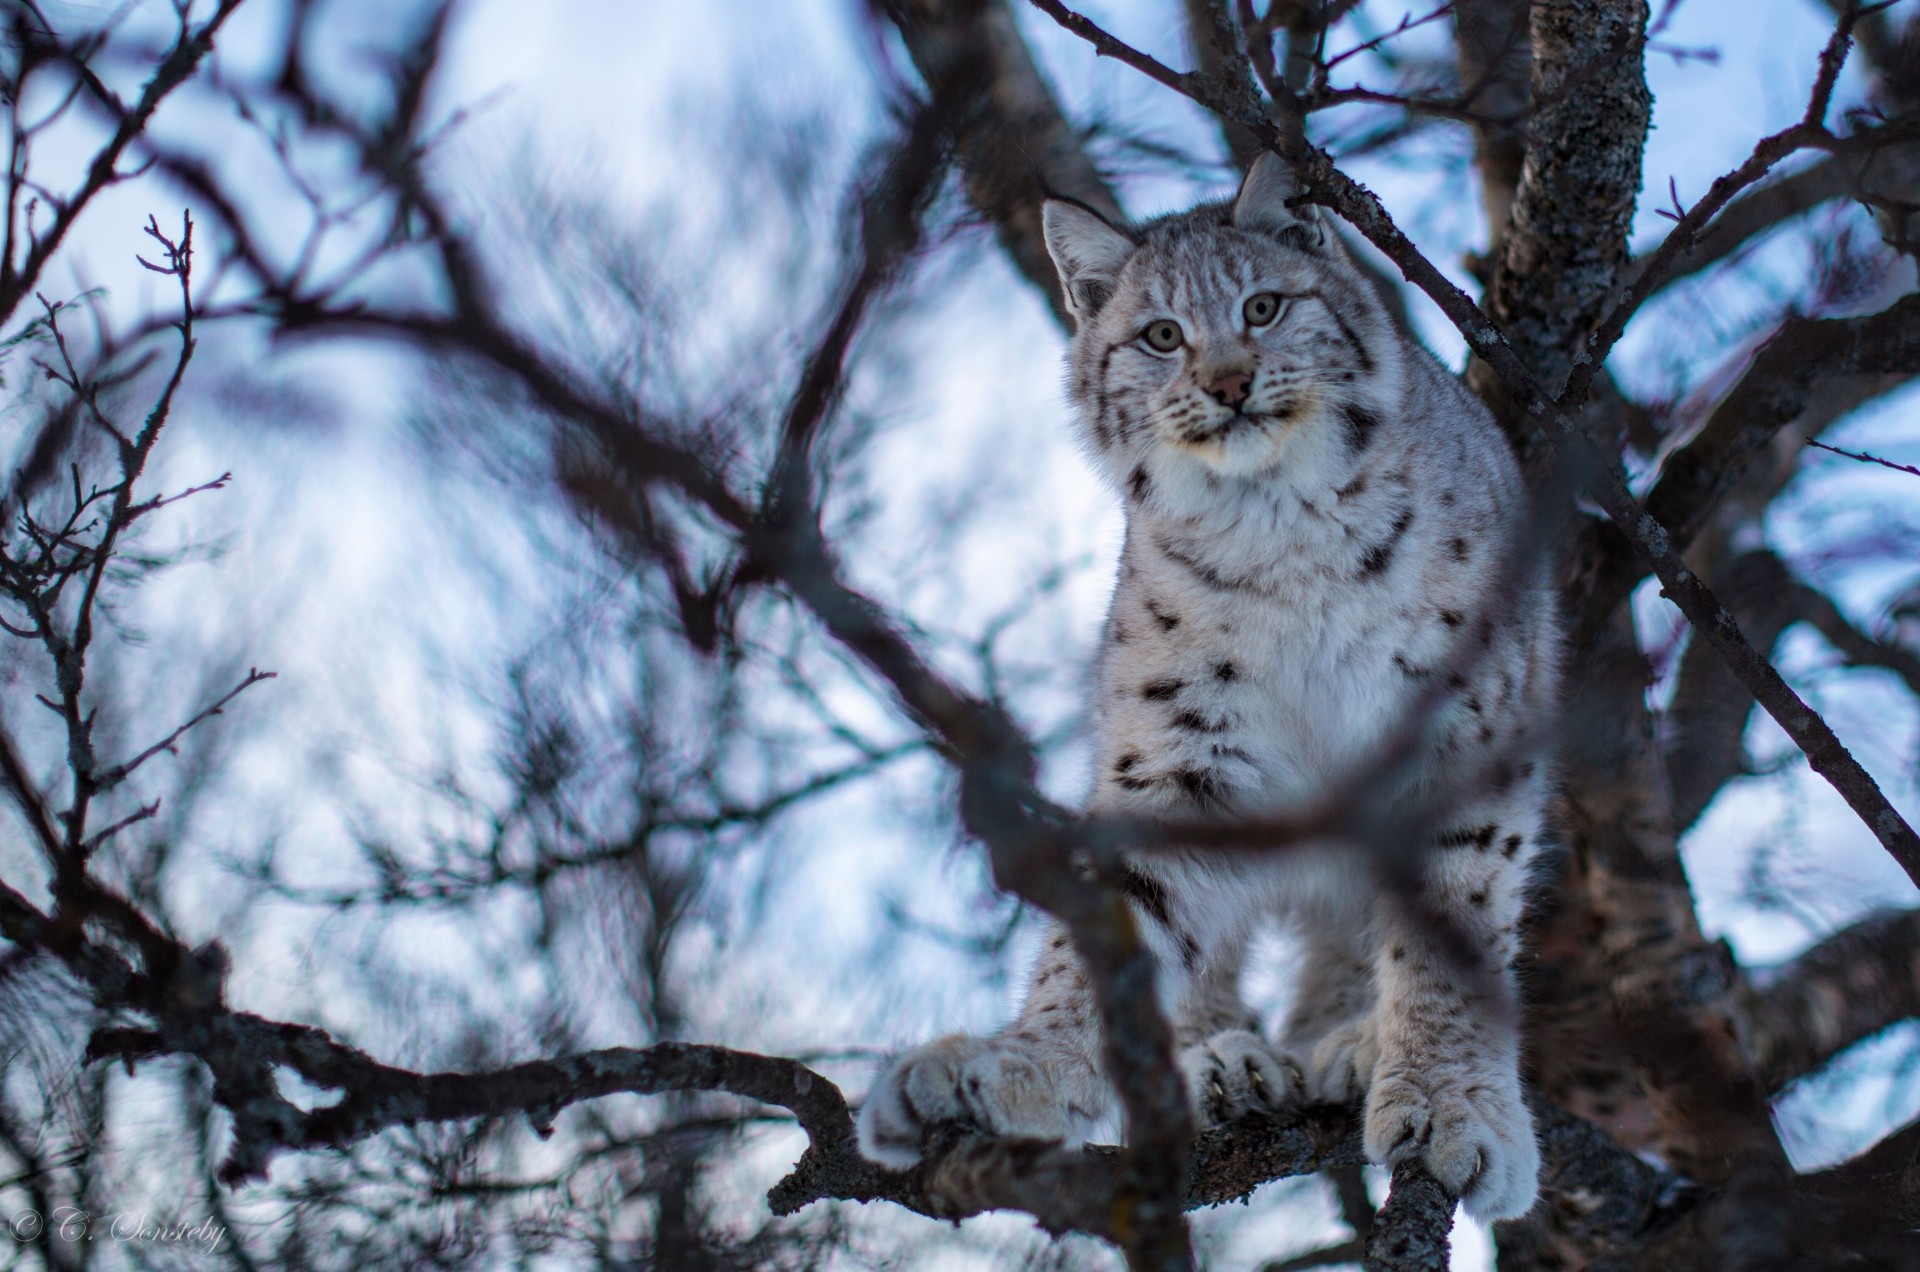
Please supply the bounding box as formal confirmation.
[1095,250,1370,476]
[1043,159,1404,488]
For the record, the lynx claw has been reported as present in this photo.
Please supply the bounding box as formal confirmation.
[1179,1029,1302,1125]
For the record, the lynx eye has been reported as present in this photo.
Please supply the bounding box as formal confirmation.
[1141,319,1184,353]
[1243,292,1283,327]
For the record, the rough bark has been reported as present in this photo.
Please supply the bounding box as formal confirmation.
[1477,0,1651,405]
[1365,1161,1455,1272]
[1494,1099,1691,1267]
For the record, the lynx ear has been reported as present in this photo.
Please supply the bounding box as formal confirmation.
[1042,199,1135,321]
[1233,152,1324,249]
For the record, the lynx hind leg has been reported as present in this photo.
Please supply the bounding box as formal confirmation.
[1282,929,1378,1104]
[1175,947,1302,1124]
[1363,807,1542,1221]
[857,928,1106,1167]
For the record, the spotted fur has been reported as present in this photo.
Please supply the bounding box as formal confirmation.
[857,155,1559,1223]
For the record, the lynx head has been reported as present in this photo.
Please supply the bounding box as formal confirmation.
[1043,154,1403,488]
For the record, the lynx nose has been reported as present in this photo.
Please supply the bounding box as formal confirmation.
[1204,370,1253,409]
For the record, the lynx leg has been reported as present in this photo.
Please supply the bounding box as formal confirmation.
[857,924,1107,1167]
[859,856,1283,1165]
[1283,922,1380,1105]
[1175,941,1301,1124]
[1363,803,1541,1221]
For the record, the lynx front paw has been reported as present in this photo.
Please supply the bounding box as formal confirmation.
[857,1034,1078,1167]
[1299,1017,1378,1104]
[1363,1067,1539,1221]
[1180,1030,1301,1125]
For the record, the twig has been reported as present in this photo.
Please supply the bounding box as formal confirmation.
[0,1,246,325]
[93,668,276,792]
[124,471,233,523]
[1806,437,1920,479]
[81,799,161,852]
[1322,4,1454,73]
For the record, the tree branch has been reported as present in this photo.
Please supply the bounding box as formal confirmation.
[1477,0,1649,396]
[1740,907,1920,1093]
[876,0,1124,325]
[1363,1160,1453,1271]
[1625,155,1857,293]
[0,1,246,324]
[1451,0,1532,277]
[1571,293,1920,645]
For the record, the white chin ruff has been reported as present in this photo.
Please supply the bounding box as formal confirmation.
[1174,416,1295,475]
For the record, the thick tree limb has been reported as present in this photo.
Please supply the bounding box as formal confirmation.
[1619,1147,1920,1270]
[1740,907,1920,1094]
[63,944,1678,1268]
[1478,0,1650,395]
[1553,607,1789,1179]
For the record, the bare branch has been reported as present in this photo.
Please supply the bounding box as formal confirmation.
[877,0,1123,324]
[764,97,954,531]
[1363,1160,1453,1271]
[1624,155,1857,294]
[0,1,246,324]
[1560,5,1882,409]
[92,668,275,794]
[1806,436,1920,478]
[1740,907,1920,1093]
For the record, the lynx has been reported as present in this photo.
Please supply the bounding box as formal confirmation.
[858,154,1557,1222]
